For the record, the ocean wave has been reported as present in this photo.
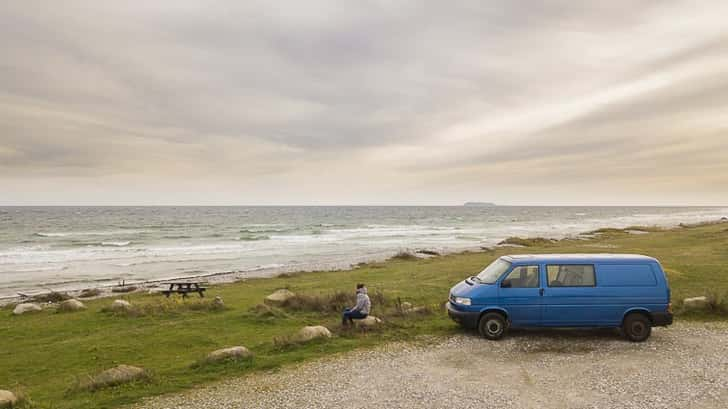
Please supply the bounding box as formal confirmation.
[236,235,270,241]
[239,225,297,234]
[101,241,131,247]
[35,230,145,238]
[35,232,70,237]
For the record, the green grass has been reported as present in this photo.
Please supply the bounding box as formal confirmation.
[2,221,728,408]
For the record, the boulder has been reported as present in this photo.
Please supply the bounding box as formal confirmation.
[356,316,383,328]
[683,296,709,310]
[13,303,42,315]
[296,325,332,342]
[82,365,146,390]
[111,299,132,312]
[0,390,17,408]
[213,296,225,309]
[58,299,86,312]
[206,346,253,362]
[264,289,295,304]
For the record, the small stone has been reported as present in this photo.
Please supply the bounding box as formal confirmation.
[58,299,86,312]
[401,301,413,310]
[206,346,253,362]
[111,299,132,311]
[297,325,332,342]
[13,302,42,315]
[0,390,17,408]
[264,289,295,304]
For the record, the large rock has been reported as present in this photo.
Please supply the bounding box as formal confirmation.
[13,303,42,315]
[206,346,253,362]
[296,325,332,342]
[82,365,146,390]
[356,316,383,328]
[58,299,86,312]
[111,299,132,312]
[264,289,295,304]
[683,296,709,310]
[0,390,17,408]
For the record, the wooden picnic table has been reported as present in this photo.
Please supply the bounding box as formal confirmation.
[160,282,207,298]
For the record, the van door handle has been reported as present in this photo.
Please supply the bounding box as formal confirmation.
[539,288,544,296]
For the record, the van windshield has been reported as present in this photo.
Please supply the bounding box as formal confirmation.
[475,259,512,284]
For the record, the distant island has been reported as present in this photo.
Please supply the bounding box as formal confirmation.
[463,202,496,207]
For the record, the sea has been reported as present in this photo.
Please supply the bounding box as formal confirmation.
[1,206,726,299]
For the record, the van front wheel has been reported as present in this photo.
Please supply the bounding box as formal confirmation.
[623,313,652,342]
[478,313,507,340]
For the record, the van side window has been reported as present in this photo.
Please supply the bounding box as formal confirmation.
[502,266,539,288]
[547,265,595,287]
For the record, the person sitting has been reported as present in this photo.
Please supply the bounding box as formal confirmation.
[342,283,370,327]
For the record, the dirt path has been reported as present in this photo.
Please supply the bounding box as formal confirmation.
[134,322,728,409]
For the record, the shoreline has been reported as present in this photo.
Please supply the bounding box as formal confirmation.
[3,218,726,306]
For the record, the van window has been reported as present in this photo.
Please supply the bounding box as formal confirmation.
[597,264,657,286]
[547,265,595,287]
[502,266,539,288]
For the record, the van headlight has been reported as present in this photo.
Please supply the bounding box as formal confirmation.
[454,297,471,306]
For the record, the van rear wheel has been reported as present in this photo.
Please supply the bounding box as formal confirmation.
[623,313,652,342]
[478,312,507,340]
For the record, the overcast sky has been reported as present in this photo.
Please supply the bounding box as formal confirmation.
[1,1,727,205]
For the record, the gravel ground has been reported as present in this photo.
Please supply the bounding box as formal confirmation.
[134,321,728,409]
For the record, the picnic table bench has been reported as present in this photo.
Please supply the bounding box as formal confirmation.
[160,282,207,298]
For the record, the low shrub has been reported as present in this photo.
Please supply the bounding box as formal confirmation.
[279,290,389,314]
[279,291,354,313]
[30,292,71,303]
[389,251,418,261]
[498,237,555,247]
[78,288,102,298]
[706,291,728,315]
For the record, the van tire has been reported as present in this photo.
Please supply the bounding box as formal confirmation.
[478,312,507,340]
[623,313,652,342]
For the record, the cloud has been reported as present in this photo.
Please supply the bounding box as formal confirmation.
[1,0,727,204]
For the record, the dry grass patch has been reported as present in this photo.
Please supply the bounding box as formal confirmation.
[101,298,226,317]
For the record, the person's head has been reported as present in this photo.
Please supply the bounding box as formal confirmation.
[356,283,365,290]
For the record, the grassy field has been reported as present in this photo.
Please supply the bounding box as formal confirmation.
[2,221,728,408]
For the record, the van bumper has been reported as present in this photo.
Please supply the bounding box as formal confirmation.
[651,311,673,326]
[446,302,480,329]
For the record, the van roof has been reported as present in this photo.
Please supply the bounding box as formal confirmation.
[502,254,657,264]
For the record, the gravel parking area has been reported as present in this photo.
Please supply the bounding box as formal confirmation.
[134,321,728,409]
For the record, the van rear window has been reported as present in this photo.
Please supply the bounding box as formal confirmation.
[597,264,657,287]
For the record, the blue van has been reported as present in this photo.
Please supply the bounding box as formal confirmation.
[447,254,673,342]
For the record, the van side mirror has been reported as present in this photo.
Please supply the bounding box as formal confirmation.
[501,279,512,288]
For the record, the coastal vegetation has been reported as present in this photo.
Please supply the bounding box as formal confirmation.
[1,221,728,408]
